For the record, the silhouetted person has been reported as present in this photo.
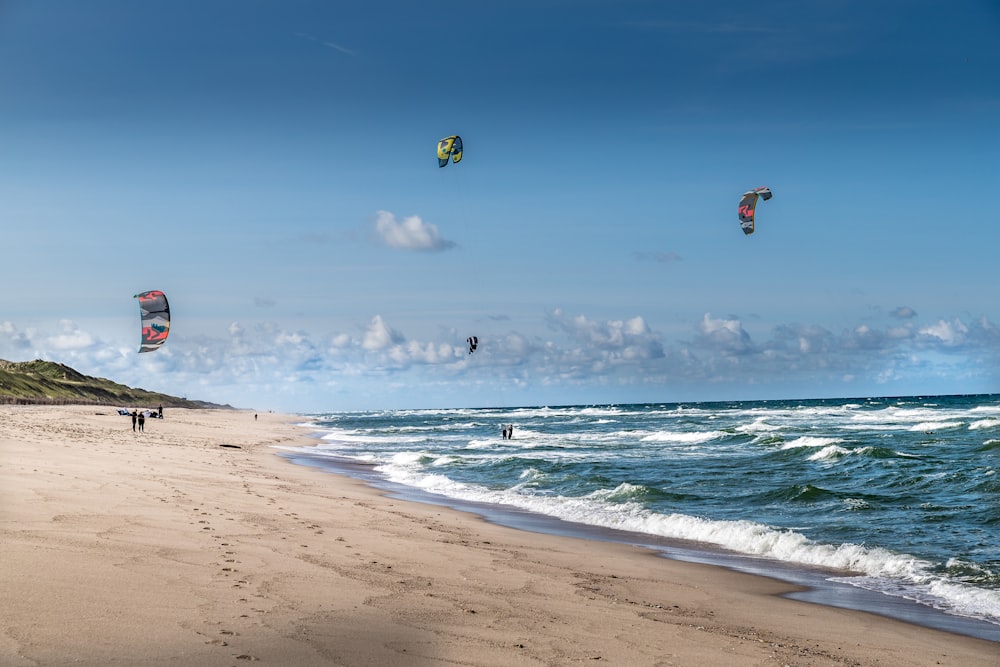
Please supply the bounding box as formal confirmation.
[131,411,137,431]
[137,412,145,432]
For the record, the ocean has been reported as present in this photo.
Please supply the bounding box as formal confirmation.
[280,395,1000,642]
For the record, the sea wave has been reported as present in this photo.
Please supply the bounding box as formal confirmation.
[807,444,850,461]
[909,421,963,432]
[640,430,726,444]
[780,436,843,450]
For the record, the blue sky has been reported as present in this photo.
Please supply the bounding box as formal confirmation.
[1,1,998,412]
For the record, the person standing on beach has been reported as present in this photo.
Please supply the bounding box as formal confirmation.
[137,411,145,432]
[158,404,163,419]
[131,410,137,431]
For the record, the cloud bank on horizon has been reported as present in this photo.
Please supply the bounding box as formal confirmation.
[3,304,997,412]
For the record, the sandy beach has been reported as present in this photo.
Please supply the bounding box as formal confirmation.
[1,406,996,666]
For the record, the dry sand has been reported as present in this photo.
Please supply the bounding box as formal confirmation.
[1,405,996,666]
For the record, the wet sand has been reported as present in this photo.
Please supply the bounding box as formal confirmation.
[1,405,996,665]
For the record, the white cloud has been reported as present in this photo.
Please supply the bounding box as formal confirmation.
[695,313,752,353]
[0,321,31,350]
[548,309,665,361]
[395,341,458,365]
[322,41,356,56]
[47,320,96,351]
[362,315,403,351]
[887,326,913,339]
[329,333,352,348]
[918,319,968,346]
[373,210,455,251]
[295,32,357,56]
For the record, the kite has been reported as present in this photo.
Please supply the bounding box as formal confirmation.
[467,336,478,354]
[437,135,463,168]
[738,186,772,235]
[134,290,170,353]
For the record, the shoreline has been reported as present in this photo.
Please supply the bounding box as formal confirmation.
[2,406,997,665]
[282,449,1000,644]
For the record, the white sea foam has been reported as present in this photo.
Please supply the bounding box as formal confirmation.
[518,467,545,482]
[577,407,626,417]
[838,423,906,432]
[389,451,427,466]
[640,430,725,444]
[737,418,781,433]
[320,430,426,445]
[779,436,842,450]
[909,421,963,432]
[586,483,652,503]
[830,574,1000,627]
[807,444,850,461]
[464,438,500,449]
[842,498,870,510]
[968,419,1000,430]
